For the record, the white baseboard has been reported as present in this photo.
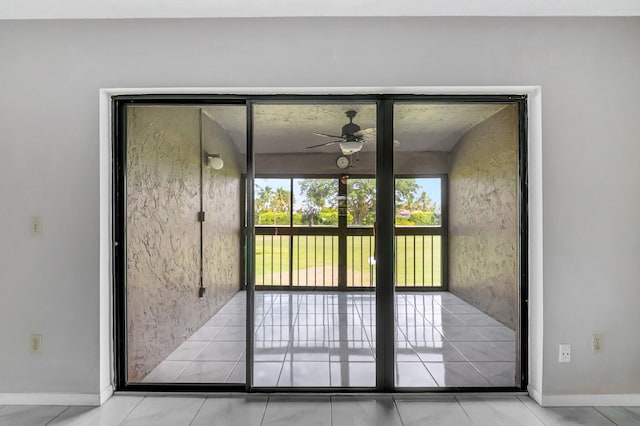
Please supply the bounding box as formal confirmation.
[527,384,543,404]
[0,392,102,406]
[99,385,114,404]
[537,392,640,407]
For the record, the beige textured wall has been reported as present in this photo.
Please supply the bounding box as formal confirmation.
[201,113,243,312]
[448,105,519,329]
[126,106,242,382]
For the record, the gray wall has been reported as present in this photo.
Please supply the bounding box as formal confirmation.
[125,106,241,382]
[448,106,519,330]
[0,17,639,399]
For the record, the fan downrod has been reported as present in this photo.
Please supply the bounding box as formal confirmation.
[342,110,361,138]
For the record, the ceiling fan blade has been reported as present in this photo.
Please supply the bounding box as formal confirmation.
[313,132,344,139]
[352,138,399,147]
[305,140,342,149]
[353,128,400,145]
[354,127,376,138]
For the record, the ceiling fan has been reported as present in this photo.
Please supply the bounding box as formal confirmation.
[306,110,376,155]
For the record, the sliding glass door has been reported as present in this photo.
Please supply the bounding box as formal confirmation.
[114,94,526,392]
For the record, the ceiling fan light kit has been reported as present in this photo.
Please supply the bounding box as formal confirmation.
[338,141,363,155]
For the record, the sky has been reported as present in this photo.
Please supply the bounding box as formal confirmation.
[255,177,441,212]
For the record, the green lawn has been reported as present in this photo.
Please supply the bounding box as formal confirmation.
[255,234,442,287]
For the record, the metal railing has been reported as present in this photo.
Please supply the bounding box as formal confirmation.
[292,235,339,287]
[394,234,442,287]
[254,226,443,289]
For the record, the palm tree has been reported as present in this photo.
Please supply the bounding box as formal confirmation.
[416,191,433,212]
[271,188,290,225]
[256,185,273,224]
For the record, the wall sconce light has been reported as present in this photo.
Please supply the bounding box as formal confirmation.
[206,154,224,170]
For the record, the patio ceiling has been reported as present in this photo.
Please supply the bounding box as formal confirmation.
[202,103,509,155]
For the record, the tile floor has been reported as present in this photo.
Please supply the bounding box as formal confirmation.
[2,395,638,426]
[143,291,516,387]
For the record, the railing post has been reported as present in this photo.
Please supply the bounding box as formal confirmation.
[338,177,348,290]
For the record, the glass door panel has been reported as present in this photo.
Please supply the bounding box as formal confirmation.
[125,104,247,385]
[393,102,520,388]
[251,103,377,388]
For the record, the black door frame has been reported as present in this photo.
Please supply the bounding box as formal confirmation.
[112,93,528,393]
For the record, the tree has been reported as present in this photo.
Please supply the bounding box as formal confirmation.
[408,211,434,225]
[255,185,290,225]
[298,179,335,225]
[395,179,420,211]
[416,191,434,212]
[431,203,441,226]
[271,188,290,225]
[347,178,377,225]
[255,185,273,224]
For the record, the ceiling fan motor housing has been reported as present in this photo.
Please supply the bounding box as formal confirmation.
[342,123,361,141]
[342,110,361,140]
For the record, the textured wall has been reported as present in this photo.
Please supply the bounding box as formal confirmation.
[126,106,202,382]
[126,106,242,382]
[449,105,519,330]
[201,112,243,313]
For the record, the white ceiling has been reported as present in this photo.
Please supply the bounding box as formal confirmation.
[2,0,639,19]
[202,103,510,154]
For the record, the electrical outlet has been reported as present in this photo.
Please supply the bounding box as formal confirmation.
[31,334,42,353]
[31,216,42,236]
[559,344,571,363]
[592,334,603,352]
